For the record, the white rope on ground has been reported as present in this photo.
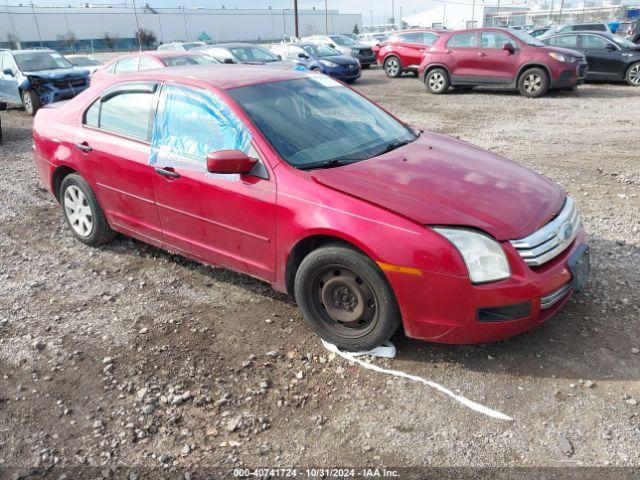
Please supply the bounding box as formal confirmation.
[322,340,513,422]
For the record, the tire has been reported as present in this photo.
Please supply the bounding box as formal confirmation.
[59,174,116,247]
[311,67,323,74]
[294,244,401,352]
[625,62,640,86]
[22,89,41,116]
[517,68,549,98]
[383,56,402,78]
[0,102,7,111]
[425,68,451,94]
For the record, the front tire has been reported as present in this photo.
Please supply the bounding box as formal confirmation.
[294,244,401,352]
[22,89,41,116]
[425,68,451,94]
[625,62,640,86]
[60,174,116,246]
[517,68,549,98]
[383,56,402,78]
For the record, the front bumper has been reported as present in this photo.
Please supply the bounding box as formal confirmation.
[551,61,588,88]
[386,226,587,344]
[352,53,376,66]
[326,64,361,81]
[33,80,89,105]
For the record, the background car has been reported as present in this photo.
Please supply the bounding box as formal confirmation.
[272,43,361,83]
[528,26,552,37]
[419,28,588,97]
[542,31,640,85]
[91,51,219,83]
[197,43,290,65]
[0,48,89,115]
[157,41,206,51]
[377,29,441,77]
[301,35,376,68]
[65,54,102,74]
[625,20,639,44]
[539,22,612,39]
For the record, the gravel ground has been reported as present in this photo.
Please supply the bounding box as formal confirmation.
[0,67,639,478]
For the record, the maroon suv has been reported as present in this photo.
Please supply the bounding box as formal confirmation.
[419,28,588,97]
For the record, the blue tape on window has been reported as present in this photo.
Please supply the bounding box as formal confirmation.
[150,85,251,171]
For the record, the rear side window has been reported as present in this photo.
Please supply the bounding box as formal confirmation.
[138,57,159,70]
[400,32,423,43]
[580,35,612,50]
[447,33,477,48]
[548,35,579,48]
[114,57,139,74]
[422,32,439,45]
[83,84,156,141]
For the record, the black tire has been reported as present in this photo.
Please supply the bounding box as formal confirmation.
[294,244,401,352]
[22,89,41,116]
[424,68,451,94]
[0,102,7,111]
[383,56,402,78]
[517,67,549,98]
[625,62,640,86]
[59,174,116,247]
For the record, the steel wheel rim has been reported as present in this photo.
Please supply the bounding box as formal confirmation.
[64,185,93,237]
[308,264,378,339]
[524,73,542,93]
[629,65,640,85]
[386,58,399,76]
[23,93,32,113]
[429,72,445,91]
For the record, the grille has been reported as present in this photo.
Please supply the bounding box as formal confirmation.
[52,77,87,89]
[540,283,572,309]
[578,65,587,77]
[510,197,580,267]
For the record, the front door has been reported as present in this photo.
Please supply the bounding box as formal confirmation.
[0,53,20,103]
[477,31,520,83]
[74,82,163,243]
[579,34,624,80]
[150,83,276,281]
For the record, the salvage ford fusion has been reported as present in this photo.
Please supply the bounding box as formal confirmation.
[32,65,588,351]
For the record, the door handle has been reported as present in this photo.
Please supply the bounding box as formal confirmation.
[477,52,487,57]
[154,167,180,179]
[75,142,92,152]
[445,49,452,54]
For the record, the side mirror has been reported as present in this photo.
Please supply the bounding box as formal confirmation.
[298,52,309,59]
[2,67,14,76]
[206,150,257,174]
[503,43,516,54]
[329,43,336,48]
[276,54,282,60]
[223,58,235,64]
[605,43,616,51]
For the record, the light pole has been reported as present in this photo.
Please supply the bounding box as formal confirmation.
[132,0,142,51]
[325,0,329,34]
[369,9,373,28]
[391,0,395,29]
[293,0,299,39]
[30,3,43,47]
[180,6,188,40]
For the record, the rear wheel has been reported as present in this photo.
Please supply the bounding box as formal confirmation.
[383,56,402,78]
[425,68,451,94]
[60,174,116,246]
[294,245,401,352]
[22,90,41,116]
[517,68,549,98]
[625,62,640,86]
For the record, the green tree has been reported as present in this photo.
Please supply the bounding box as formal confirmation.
[352,23,360,35]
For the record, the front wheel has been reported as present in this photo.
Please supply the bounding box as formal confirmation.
[625,62,640,86]
[517,68,549,98]
[294,245,401,352]
[22,89,41,116]
[383,56,402,78]
[425,68,451,94]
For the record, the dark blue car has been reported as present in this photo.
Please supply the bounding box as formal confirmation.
[0,49,90,115]
[284,43,361,83]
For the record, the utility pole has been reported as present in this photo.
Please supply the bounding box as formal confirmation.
[471,0,476,27]
[391,0,395,29]
[399,6,402,28]
[132,0,142,51]
[30,3,43,47]
[549,0,554,24]
[325,0,328,34]
[293,0,299,38]
[369,9,373,27]
[180,5,188,40]
[558,0,565,23]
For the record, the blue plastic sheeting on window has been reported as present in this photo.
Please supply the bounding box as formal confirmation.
[150,84,251,171]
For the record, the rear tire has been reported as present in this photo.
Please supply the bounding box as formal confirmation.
[625,62,640,86]
[60,174,116,247]
[425,68,451,94]
[383,56,402,78]
[22,89,41,116]
[517,68,549,98]
[294,244,401,352]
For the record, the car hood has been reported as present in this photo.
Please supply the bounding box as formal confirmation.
[311,132,566,241]
[543,45,586,59]
[321,55,360,66]
[23,67,90,79]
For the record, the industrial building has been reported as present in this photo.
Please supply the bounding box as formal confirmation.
[0,5,362,51]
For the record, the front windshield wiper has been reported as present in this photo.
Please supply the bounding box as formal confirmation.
[297,158,358,170]
[375,138,414,157]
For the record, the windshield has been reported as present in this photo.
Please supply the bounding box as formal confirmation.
[229,46,279,63]
[69,56,100,67]
[509,30,546,46]
[163,54,220,66]
[183,42,205,50]
[330,35,355,46]
[315,44,341,57]
[611,36,638,48]
[14,52,74,71]
[228,77,416,169]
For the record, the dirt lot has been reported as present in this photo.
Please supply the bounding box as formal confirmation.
[0,68,639,478]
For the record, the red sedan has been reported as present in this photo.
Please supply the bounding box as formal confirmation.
[32,66,589,351]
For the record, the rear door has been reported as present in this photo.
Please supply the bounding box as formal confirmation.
[579,34,624,79]
[477,31,520,83]
[74,82,163,243]
[445,32,479,83]
[397,32,438,69]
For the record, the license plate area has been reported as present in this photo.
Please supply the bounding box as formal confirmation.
[568,244,589,293]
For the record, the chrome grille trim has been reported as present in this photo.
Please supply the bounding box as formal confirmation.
[510,197,580,267]
[540,283,572,309]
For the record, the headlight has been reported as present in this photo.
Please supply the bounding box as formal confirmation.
[433,228,511,283]
[548,52,572,63]
[319,59,338,67]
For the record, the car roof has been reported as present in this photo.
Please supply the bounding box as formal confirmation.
[11,49,56,54]
[107,64,308,90]
[207,43,261,49]
[547,30,613,38]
